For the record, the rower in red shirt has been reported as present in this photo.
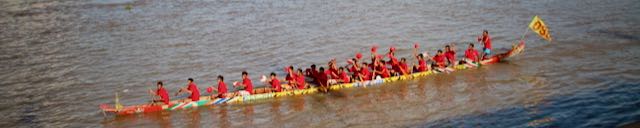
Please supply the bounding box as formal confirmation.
[208,75,228,98]
[149,81,170,105]
[234,71,253,96]
[358,62,372,81]
[413,43,429,72]
[398,58,410,75]
[267,72,282,92]
[295,69,306,89]
[338,67,351,83]
[478,30,492,60]
[316,67,329,92]
[464,43,480,63]
[431,50,446,68]
[374,58,390,78]
[175,78,200,101]
[444,44,456,66]
[284,66,296,90]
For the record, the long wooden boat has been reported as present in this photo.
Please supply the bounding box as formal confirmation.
[100,42,525,116]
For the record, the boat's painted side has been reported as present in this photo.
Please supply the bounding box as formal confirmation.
[101,42,525,116]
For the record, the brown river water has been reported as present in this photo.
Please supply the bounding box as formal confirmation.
[1,0,639,127]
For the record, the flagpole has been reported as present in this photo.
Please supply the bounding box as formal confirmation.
[520,26,529,41]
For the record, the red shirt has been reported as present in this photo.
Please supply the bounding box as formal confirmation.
[340,72,350,83]
[465,48,479,62]
[270,78,281,92]
[444,51,456,64]
[296,74,305,89]
[482,35,492,49]
[418,60,427,72]
[433,55,446,64]
[316,72,328,86]
[349,65,358,73]
[360,67,371,80]
[187,83,200,101]
[243,78,253,94]
[388,54,399,65]
[399,62,409,75]
[157,88,170,104]
[217,81,227,96]
[328,68,339,78]
[376,66,390,78]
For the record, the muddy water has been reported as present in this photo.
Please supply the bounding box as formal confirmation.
[0,0,639,127]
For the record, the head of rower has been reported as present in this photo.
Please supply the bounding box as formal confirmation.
[218,75,224,82]
[270,72,277,79]
[437,50,444,56]
[445,45,451,52]
[157,81,164,89]
[242,71,248,79]
[483,30,489,37]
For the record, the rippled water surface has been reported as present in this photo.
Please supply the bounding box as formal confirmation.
[1,0,639,127]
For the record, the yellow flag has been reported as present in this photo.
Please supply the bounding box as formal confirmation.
[529,15,552,41]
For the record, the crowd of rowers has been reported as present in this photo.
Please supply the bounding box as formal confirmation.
[147,31,493,105]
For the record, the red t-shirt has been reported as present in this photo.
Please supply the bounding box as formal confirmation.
[360,67,371,80]
[340,72,350,83]
[328,68,339,78]
[483,35,492,49]
[217,81,227,96]
[433,55,446,64]
[418,60,427,72]
[400,62,409,75]
[243,78,253,94]
[445,51,456,64]
[157,88,170,104]
[187,83,200,101]
[376,66,390,78]
[270,78,281,92]
[349,65,358,73]
[465,48,479,62]
[296,74,305,89]
[316,72,328,86]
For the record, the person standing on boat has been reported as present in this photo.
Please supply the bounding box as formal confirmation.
[478,30,492,60]
[209,75,228,98]
[444,44,456,66]
[234,71,253,96]
[464,43,480,63]
[148,81,170,105]
[175,78,200,101]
